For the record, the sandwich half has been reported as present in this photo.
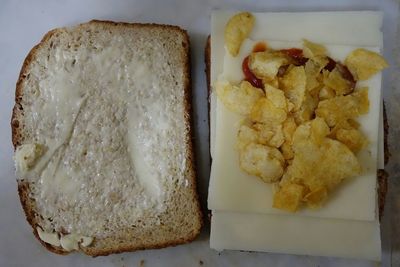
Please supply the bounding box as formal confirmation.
[206,11,389,260]
[12,20,202,256]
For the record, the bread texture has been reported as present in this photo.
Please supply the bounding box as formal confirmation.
[12,20,202,256]
[204,36,389,219]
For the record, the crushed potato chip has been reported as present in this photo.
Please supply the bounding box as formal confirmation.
[281,141,294,160]
[315,88,369,127]
[303,186,328,208]
[249,51,289,80]
[253,123,285,148]
[239,143,284,183]
[237,124,259,151]
[319,86,335,100]
[329,119,360,138]
[250,97,287,125]
[336,128,367,153]
[303,39,327,59]
[264,84,288,110]
[224,12,255,56]
[263,77,279,90]
[294,91,318,124]
[285,133,361,193]
[216,79,264,115]
[345,48,388,81]
[305,59,325,91]
[273,183,305,212]
[323,68,353,96]
[280,66,307,111]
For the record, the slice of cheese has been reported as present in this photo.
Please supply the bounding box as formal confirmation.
[208,11,385,260]
[210,210,381,261]
[209,39,382,221]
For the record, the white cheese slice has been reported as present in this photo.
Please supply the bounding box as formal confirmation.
[209,39,382,221]
[210,210,381,261]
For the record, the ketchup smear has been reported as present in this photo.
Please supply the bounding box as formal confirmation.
[252,42,267,53]
[242,56,263,89]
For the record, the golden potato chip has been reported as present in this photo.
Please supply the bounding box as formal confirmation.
[273,183,305,212]
[264,84,288,110]
[319,86,335,100]
[323,68,353,96]
[281,66,307,111]
[305,59,323,91]
[294,91,319,124]
[310,117,330,145]
[336,128,367,153]
[237,124,259,151]
[315,88,369,127]
[263,77,279,88]
[239,143,284,183]
[249,51,289,80]
[345,48,388,80]
[216,79,264,115]
[303,39,327,59]
[253,123,285,148]
[224,12,255,56]
[281,141,294,160]
[329,119,359,139]
[250,97,287,125]
[303,186,328,208]
[283,116,297,142]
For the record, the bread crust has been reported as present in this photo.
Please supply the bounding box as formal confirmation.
[204,35,389,220]
[12,20,202,256]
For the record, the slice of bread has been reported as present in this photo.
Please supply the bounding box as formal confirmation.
[11,20,202,256]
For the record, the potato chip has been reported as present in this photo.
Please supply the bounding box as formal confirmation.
[216,79,264,115]
[336,128,367,153]
[280,66,307,111]
[283,116,297,142]
[273,183,305,212]
[250,97,287,125]
[286,136,361,192]
[345,48,388,80]
[224,12,255,56]
[305,59,324,91]
[280,141,294,160]
[315,88,369,127]
[237,124,259,151]
[303,186,328,208]
[294,91,318,124]
[253,123,285,148]
[323,67,353,96]
[239,143,284,183]
[303,39,327,59]
[263,77,279,88]
[264,84,288,110]
[310,117,330,145]
[319,86,335,100]
[249,51,289,80]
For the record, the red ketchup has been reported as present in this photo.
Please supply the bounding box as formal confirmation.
[252,42,267,53]
[242,56,263,89]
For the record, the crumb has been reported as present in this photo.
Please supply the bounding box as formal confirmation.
[139,259,145,267]
[199,260,204,265]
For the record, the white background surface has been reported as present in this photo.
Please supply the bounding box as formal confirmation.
[1,0,399,266]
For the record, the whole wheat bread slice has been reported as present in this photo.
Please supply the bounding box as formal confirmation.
[11,20,202,256]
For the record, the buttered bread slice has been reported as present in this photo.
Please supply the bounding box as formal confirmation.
[12,20,202,256]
